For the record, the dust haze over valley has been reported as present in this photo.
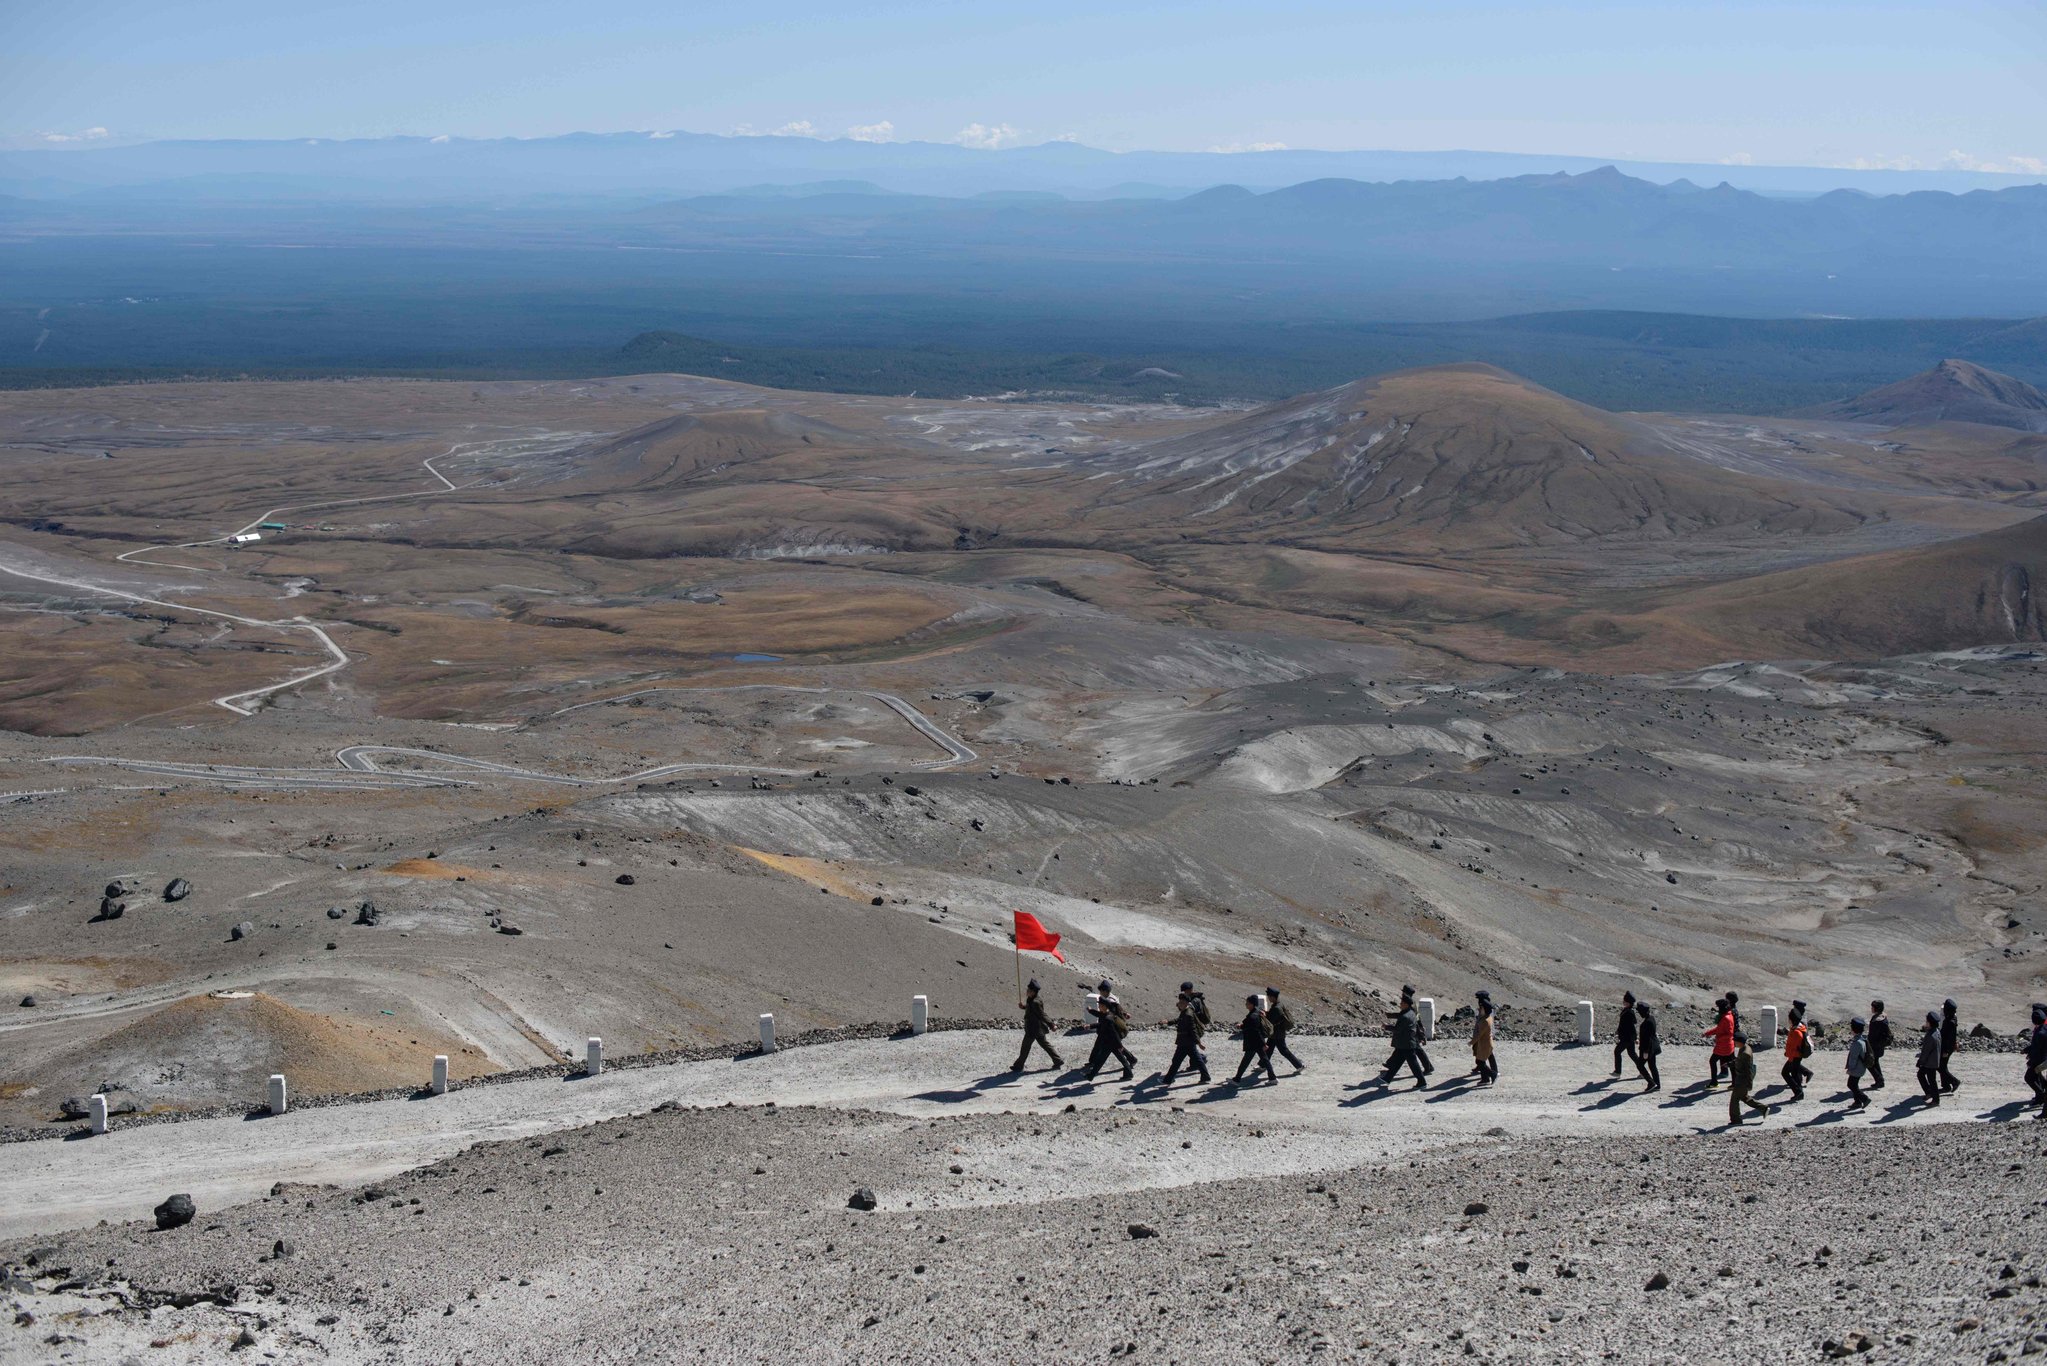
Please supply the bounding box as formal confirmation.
[9,6,2047,1359]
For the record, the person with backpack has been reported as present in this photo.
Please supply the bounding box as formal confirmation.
[1702,999,1735,1086]
[1163,994,1211,1085]
[1180,981,1212,1030]
[1233,994,1278,1085]
[1613,991,1643,1079]
[1264,987,1304,1074]
[1725,990,1743,1039]
[1636,1002,1663,1092]
[1844,1016,1871,1111]
[1939,998,1962,1094]
[2025,1004,2047,1120]
[1915,1011,1944,1106]
[1471,990,1498,1086]
[1377,995,1428,1089]
[1011,978,1064,1072]
[1727,1031,1771,1125]
[1866,1000,1892,1090]
[1083,980,1137,1083]
[1781,1000,1814,1101]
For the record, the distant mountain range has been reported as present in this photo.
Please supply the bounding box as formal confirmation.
[3,129,2042,203]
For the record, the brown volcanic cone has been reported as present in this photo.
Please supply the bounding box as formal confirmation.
[1808,359,2047,433]
[1088,363,1878,550]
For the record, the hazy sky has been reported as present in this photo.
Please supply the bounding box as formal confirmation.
[4,0,2042,171]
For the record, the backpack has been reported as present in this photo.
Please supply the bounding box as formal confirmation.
[1270,1003,1295,1032]
[1797,1029,1814,1060]
[1107,1002,1130,1037]
[1190,993,1212,1026]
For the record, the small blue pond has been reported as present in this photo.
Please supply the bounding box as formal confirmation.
[730,653,785,662]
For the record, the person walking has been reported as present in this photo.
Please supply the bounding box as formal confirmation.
[1780,1002,1812,1102]
[1727,1031,1771,1126]
[1377,995,1428,1089]
[1083,980,1136,1082]
[2025,1004,2047,1120]
[1012,978,1064,1072]
[1702,999,1735,1086]
[1844,1016,1870,1111]
[1163,995,1211,1085]
[1613,991,1643,1079]
[1234,994,1277,1085]
[1471,991,1498,1086]
[1939,998,1962,1094]
[1915,1011,1943,1107]
[1725,990,1743,1038]
[1637,1002,1663,1092]
[1180,981,1212,1029]
[1866,1000,1891,1091]
[1265,987,1304,1074]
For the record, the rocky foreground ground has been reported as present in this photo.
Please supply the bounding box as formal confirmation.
[4,1042,2044,1364]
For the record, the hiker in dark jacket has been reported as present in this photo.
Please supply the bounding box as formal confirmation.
[1012,978,1064,1072]
[1915,1011,1944,1106]
[1727,1032,1770,1126]
[1180,981,1212,1028]
[1083,980,1136,1082]
[1234,995,1277,1084]
[1636,1003,1663,1092]
[1939,998,1962,1094]
[1164,995,1211,1085]
[1377,999,1428,1088]
[1865,1000,1891,1090]
[2026,1005,2047,1120]
[1265,987,1304,1074]
[1844,1016,1870,1111]
[1612,991,1642,1078]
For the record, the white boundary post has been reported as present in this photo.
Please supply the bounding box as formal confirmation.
[431,1055,449,1095]
[911,995,929,1036]
[1417,997,1436,1041]
[1576,1002,1596,1045]
[89,1093,108,1135]
[1759,1005,1779,1052]
[585,1038,603,1076]
[759,1013,777,1053]
[268,1074,288,1115]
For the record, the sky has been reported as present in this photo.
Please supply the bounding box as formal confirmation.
[3,0,2043,172]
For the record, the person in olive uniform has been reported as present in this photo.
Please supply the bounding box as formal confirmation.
[1164,994,1212,1085]
[2025,1004,2047,1120]
[1636,1002,1663,1092]
[1727,1031,1771,1126]
[1915,1011,1944,1106]
[1234,994,1278,1084]
[1612,991,1643,1079]
[1083,980,1136,1082]
[1865,1000,1892,1091]
[1378,996,1428,1089]
[1265,987,1304,1074]
[1938,998,1962,1094]
[1011,978,1063,1072]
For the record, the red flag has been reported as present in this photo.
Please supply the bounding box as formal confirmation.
[1013,910,1065,963]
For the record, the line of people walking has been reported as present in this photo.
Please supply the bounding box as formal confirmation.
[1013,978,2047,1123]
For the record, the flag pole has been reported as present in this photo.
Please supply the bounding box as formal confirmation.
[1013,912,1023,1004]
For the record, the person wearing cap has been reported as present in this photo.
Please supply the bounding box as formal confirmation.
[1264,987,1304,1074]
[1938,998,1962,1094]
[1915,1010,1943,1106]
[1083,980,1137,1083]
[1377,993,1428,1089]
[2025,1004,2047,1120]
[1636,1002,1663,1092]
[1011,978,1064,1073]
[1612,991,1643,1080]
[1233,994,1277,1085]
[1470,991,1497,1086]
[1727,1030,1770,1126]
[1702,998,1735,1087]
[1180,980,1212,1028]
[1844,1016,1871,1111]
[1780,1000,1813,1102]
[1865,999,1892,1090]
[1163,993,1211,1086]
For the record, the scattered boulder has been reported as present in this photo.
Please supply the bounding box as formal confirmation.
[870,896,885,906]
[1127,1222,1159,1240]
[1970,1022,1995,1039]
[59,1090,138,1119]
[230,1326,258,1351]
[163,878,191,903]
[326,906,347,920]
[1463,1201,1490,1217]
[95,898,125,922]
[17,995,34,1009]
[272,1239,292,1259]
[497,924,523,936]
[153,1194,196,1230]
[231,921,254,941]
[103,880,126,900]
[1643,1270,1671,1292]
[614,874,636,886]
[1664,872,1678,885]
[354,901,381,927]
[847,1187,878,1211]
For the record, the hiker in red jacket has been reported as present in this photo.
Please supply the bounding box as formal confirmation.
[1780,1002,1812,1102]
[1702,999,1736,1086]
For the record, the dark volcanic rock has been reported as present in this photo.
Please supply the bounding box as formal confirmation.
[230,921,253,941]
[847,1187,878,1211]
[354,901,381,927]
[162,878,191,902]
[95,898,124,921]
[17,995,34,1008]
[615,874,636,886]
[153,1194,195,1230]
[326,906,347,920]
[497,924,523,936]
[1128,1222,1159,1239]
